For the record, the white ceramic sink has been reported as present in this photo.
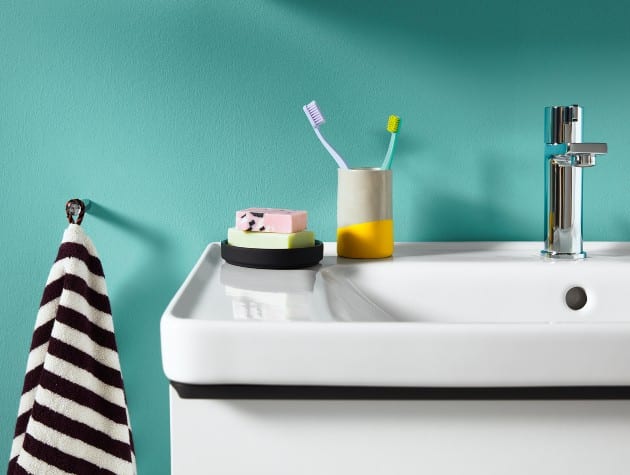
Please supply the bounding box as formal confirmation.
[160,242,630,390]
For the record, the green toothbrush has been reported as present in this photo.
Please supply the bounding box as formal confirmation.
[380,114,401,170]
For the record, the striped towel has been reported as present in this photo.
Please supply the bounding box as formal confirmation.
[8,224,136,475]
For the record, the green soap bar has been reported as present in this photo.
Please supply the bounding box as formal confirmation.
[227,228,315,249]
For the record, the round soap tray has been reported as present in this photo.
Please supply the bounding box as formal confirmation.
[220,240,324,270]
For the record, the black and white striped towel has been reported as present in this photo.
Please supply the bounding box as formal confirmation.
[8,224,136,475]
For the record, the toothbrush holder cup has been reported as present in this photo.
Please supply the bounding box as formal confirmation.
[337,168,393,259]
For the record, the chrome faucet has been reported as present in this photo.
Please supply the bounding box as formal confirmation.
[542,105,607,259]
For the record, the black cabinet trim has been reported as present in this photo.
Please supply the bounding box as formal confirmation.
[170,382,630,400]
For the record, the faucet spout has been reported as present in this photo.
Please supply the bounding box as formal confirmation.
[542,105,607,259]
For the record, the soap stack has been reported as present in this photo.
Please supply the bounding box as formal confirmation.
[228,208,315,249]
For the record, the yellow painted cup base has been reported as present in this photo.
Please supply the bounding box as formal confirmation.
[337,219,393,259]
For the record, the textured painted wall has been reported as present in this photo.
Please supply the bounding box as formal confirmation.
[2,0,630,472]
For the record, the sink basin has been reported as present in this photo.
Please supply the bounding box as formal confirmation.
[160,242,630,393]
[323,243,630,324]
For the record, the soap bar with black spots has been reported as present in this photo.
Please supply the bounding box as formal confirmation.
[235,208,307,233]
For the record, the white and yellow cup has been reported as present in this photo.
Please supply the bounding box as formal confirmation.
[337,168,393,259]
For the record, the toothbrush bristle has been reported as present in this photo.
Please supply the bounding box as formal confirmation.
[303,100,325,128]
[387,115,400,133]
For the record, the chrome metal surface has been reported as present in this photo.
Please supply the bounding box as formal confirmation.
[543,105,607,259]
[545,105,582,144]
[565,143,608,154]
[65,198,90,225]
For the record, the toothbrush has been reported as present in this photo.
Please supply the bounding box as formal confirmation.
[380,114,401,170]
[303,100,349,169]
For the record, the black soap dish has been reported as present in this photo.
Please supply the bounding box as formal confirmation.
[221,240,324,269]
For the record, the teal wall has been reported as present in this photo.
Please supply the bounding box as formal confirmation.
[2,0,629,472]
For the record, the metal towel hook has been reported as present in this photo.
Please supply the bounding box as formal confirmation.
[66,198,90,225]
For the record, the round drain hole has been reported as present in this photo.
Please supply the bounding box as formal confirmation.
[565,286,587,310]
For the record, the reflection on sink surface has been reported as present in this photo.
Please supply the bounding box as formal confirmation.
[161,242,630,388]
[220,263,317,321]
[321,246,630,323]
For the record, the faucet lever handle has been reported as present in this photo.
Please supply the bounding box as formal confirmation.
[565,143,608,155]
[553,142,607,168]
[567,143,607,167]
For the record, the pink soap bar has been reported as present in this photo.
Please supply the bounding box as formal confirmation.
[236,208,307,233]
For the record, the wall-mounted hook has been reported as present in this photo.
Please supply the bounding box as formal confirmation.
[66,198,91,225]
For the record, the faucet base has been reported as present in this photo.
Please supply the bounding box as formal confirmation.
[540,250,587,260]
